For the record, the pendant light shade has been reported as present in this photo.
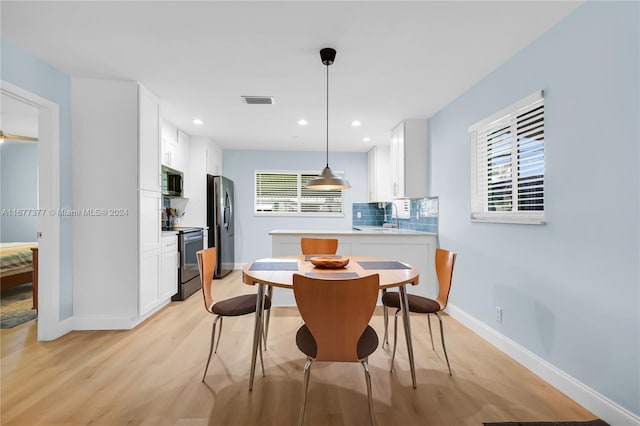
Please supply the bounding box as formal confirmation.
[306,48,351,190]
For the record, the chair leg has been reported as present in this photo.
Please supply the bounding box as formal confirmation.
[298,357,313,426]
[214,316,223,353]
[362,360,376,426]
[203,315,221,382]
[436,312,452,376]
[382,290,389,346]
[427,313,435,350]
[390,308,400,372]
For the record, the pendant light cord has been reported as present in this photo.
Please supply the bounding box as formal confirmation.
[326,62,329,168]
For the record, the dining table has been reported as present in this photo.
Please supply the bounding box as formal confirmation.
[242,254,420,390]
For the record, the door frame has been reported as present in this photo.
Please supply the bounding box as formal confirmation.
[1,80,67,340]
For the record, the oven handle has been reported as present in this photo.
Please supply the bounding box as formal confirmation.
[183,232,204,243]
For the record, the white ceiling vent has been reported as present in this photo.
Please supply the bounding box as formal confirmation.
[242,96,275,105]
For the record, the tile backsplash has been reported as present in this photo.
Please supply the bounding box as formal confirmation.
[352,197,439,233]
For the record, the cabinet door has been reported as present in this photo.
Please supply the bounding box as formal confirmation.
[161,119,178,168]
[370,145,391,201]
[160,239,178,299]
[367,147,377,202]
[140,190,161,251]
[175,129,189,173]
[139,85,161,191]
[139,247,161,315]
[390,122,405,198]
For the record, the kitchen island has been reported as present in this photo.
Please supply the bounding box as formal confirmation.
[269,229,438,305]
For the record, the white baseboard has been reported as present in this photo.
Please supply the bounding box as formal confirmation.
[446,304,640,426]
[38,315,74,341]
[72,299,171,331]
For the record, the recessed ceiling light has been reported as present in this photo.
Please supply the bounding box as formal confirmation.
[363,137,371,142]
[193,119,204,125]
[297,119,308,126]
[351,120,361,127]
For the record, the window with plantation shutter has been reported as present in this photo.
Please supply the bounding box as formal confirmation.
[469,91,545,224]
[255,170,344,216]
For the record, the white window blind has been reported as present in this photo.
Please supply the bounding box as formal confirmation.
[469,91,545,224]
[255,171,344,216]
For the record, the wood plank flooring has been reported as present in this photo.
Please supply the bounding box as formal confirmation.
[1,270,596,426]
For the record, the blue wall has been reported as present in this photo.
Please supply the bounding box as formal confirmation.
[223,150,368,263]
[429,1,639,415]
[1,39,73,320]
[0,143,38,241]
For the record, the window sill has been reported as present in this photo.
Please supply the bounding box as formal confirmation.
[470,213,545,225]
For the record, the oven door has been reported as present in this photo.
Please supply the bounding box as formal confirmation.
[180,230,203,284]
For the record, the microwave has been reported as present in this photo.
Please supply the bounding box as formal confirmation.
[163,169,183,197]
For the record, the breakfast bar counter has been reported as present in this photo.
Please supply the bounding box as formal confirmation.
[270,229,438,299]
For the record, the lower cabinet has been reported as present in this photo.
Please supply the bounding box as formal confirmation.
[139,247,161,315]
[161,235,178,300]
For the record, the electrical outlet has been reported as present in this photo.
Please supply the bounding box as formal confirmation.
[495,306,502,323]
[357,211,362,219]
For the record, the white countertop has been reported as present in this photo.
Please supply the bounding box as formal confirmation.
[270,227,436,236]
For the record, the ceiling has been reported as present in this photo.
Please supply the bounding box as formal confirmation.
[1,1,581,152]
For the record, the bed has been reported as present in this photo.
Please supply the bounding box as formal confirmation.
[1,242,39,309]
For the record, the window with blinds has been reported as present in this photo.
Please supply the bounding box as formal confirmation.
[469,91,545,224]
[255,171,344,216]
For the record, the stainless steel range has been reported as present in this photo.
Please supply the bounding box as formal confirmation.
[172,227,204,301]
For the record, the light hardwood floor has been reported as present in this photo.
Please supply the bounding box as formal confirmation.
[1,271,596,426]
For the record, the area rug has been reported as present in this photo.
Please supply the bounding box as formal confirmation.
[483,420,609,426]
[1,283,37,328]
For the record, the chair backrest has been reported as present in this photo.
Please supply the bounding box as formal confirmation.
[300,238,339,255]
[435,248,456,310]
[293,273,379,362]
[196,247,217,313]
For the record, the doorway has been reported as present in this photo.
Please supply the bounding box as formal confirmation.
[1,81,64,340]
[0,93,39,328]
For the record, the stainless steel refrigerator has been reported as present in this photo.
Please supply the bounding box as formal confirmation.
[207,175,235,278]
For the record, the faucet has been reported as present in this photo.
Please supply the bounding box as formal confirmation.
[385,202,399,229]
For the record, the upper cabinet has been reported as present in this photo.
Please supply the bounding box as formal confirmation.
[389,119,428,198]
[177,129,192,197]
[139,86,161,192]
[161,120,188,173]
[367,145,391,202]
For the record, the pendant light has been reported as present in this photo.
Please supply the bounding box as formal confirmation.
[306,48,351,190]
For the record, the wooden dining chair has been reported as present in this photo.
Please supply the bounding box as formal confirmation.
[300,237,339,255]
[382,248,457,375]
[293,273,380,426]
[197,247,271,382]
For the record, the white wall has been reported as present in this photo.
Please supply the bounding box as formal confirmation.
[222,149,368,263]
[1,38,73,320]
[429,1,639,419]
[178,135,222,230]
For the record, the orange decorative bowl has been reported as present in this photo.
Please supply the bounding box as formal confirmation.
[310,256,350,269]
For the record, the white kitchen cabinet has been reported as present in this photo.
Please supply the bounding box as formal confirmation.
[367,145,391,202]
[139,86,161,192]
[139,247,161,316]
[161,120,189,173]
[177,129,192,197]
[139,190,163,315]
[390,120,428,198]
[160,235,178,300]
[71,79,169,329]
[161,119,178,170]
[139,190,162,251]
